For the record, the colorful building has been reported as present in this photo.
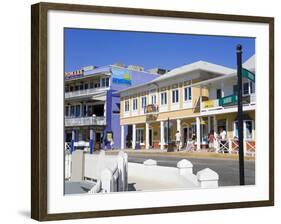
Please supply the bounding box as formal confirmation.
[117,56,255,154]
[64,64,160,152]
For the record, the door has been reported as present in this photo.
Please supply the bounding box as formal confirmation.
[149,128,153,147]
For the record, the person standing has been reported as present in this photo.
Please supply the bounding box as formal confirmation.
[175,130,181,152]
[208,130,215,151]
[219,128,227,153]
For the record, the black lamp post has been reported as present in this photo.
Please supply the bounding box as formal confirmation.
[237,44,245,185]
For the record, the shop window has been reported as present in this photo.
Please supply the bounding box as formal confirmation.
[233,120,254,140]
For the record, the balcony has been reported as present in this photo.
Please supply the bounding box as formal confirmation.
[65,87,109,99]
[144,104,159,114]
[65,116,106,127]
[201,94,256,114]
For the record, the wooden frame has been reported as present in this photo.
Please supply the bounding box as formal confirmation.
[31,2,274,221]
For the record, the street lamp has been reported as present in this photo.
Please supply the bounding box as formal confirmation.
[236,44,245,185]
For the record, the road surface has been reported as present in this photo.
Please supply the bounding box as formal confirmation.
[127,153,255,186]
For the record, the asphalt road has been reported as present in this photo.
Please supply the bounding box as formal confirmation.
[127,153,255,186]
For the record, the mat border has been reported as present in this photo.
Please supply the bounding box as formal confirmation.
[31,2,274,221]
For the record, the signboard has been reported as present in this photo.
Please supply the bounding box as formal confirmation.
[111,67,132,85]
[65,69,84,80]
[219,95,237,106]
[242,68,255,82]
[202,100,216,108]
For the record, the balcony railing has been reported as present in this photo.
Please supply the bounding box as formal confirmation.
[65,87,109,99]
[201,94,256,112]
[65,116,106,127]
[144,104,159,114]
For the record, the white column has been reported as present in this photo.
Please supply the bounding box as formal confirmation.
[121,125,125,150]
[221,81,225,97]
[145,122,150,150]
[208,116,211,133]
[196,117,201,150]
[132,124,136,149]
[160,121,164,150]
[177,119,181,146]
[213,116,217,133]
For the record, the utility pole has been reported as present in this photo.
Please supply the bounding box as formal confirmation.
[237,44,245,185]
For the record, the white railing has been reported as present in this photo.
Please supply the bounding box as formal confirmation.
[69,150,128,193]
[65,116,106,127]
[65,87,109,99]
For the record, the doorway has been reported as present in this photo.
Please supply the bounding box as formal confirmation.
[149,128,153,147]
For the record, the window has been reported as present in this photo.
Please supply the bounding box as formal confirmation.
[75,85,79,91]
[233,120,254,140]
[101,77,110,87]
[90,81,94,89]
[151,94,157,104]
[65,85,69,92]
[75,105,80,117]
[141,96,147,108]
[160,92,167,105]
[136,128,144,144]
[172,89,179,103]
[69,86,74,91]
[243,81,255,95]
[216,89,222,99]
[184,87,192,101]
[94,82,100,88]
[65,106,69,116]
[124,100,130,112]
[233,85,238,95]
[70,105,75,117]
[133,98,138,111]
[84,83,89,90]
[243,82,249,95]
[79,83,84,90]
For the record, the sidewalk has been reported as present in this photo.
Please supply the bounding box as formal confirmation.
[105,148,255,161]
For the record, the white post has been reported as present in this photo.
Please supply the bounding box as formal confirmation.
[196,116,201,150]
[121,125,125,150]
[221,81,225,97]
[213,116,217,133]
[160,121,164,150]
[101,168,113,193]
[132,124,136,149]
[177,119,181,147]
[145,122,150,150]
[243,121,247,156]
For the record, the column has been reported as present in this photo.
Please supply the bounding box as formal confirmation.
[177,119,181,146]
[213,116,217,133]
[89,129,94,154]
[208,116,211,133]
[71,130,75,154]
[196,117,201,150]
[160,121,164,150]
[145,122,150,150]
[121,125,125,150]
[132,124,136,149]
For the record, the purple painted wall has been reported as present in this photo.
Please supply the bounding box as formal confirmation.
[102,67,159,149]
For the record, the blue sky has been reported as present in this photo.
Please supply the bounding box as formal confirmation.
[64,28,255,72]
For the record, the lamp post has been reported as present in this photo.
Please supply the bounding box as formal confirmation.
[237,44,245,185]
[167,117,173,152]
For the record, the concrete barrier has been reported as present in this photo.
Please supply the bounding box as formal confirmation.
[196,168,219,188]
[177,159,193,175]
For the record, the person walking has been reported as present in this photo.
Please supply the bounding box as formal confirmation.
[175,130,181,152]
[219,127,227,153]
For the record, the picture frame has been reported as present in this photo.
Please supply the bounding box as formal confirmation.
[31,2,274,221]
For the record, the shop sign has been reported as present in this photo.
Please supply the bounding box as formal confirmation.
[111,67,132,85]
[219,95,237,106]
